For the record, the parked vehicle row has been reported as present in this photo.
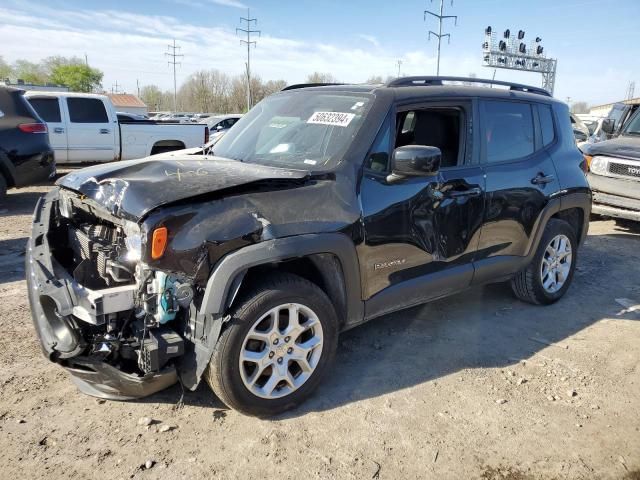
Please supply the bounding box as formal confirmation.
[0,86,55,199]
[25,92,209,164]
[27,76,590,416]
[582,105,640,222]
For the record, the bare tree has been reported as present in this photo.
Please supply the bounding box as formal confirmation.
[571,102,589,114]
[139,85,164,111]
[306,72,338,83]
[366,75,384,84]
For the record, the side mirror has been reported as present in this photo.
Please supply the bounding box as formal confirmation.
[215,125,224,131]
[601,118,615,135]
[388,145,441,182]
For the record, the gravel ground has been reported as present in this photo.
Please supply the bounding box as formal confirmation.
[0,179,639,480]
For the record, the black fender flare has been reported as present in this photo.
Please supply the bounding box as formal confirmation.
[179,233,364,391]
[523,190,591,261]
[0,149,17,186]
[199,232,364,325]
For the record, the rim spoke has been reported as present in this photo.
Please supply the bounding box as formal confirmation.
[241,348,269,365]
[260,371,282,396]
[246,363,270,387]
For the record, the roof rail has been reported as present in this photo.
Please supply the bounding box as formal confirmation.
[281,83,345,91]
[386,76,551,97]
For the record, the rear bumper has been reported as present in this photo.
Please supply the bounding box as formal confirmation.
[27,190,177,399]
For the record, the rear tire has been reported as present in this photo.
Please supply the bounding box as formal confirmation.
[204,272,339,416]
[0,174,7,200]
[511,219,578,305]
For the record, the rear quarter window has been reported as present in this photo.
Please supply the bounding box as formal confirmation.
[538,104,556,146]
[29,98,62,123]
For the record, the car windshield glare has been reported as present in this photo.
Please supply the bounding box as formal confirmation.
[211,91,372,170]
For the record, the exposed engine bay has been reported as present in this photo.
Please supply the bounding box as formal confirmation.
[47,189,194,377]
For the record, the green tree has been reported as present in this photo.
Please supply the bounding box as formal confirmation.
[12,60,47,84]
[50,63,103,92]
[0,56,11,80]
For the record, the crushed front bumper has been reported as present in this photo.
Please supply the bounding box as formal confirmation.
[26,189,177,399]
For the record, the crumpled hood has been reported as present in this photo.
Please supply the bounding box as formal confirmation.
[583,136,640,159]
[57,156,309,221]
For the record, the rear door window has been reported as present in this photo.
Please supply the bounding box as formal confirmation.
[482,101,534,163]
[67,98,109,123]
[29,97,62,123]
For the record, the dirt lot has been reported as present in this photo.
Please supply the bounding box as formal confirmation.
[0,180,639,480]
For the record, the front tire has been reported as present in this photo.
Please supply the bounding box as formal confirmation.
[204,273,338,416]
[511,219,578,305]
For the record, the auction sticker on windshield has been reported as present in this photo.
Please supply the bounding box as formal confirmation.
[307,111,355,127]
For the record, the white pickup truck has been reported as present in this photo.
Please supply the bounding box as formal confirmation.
[25,92,208,164]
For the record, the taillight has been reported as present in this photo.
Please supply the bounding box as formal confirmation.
[204,127,210,144]
[18,123,48,134]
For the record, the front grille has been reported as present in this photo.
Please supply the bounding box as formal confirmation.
[608,162,640,179]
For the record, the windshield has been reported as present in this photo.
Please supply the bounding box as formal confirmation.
[211,91,372,170]
[623,110,640,135]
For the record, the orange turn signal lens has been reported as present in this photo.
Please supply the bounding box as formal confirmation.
[583,154,593,170]
[151,227,168,260]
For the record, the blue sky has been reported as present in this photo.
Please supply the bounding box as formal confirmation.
[1,0,639,105]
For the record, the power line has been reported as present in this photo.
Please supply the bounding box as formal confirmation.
[237,8,260,112]
[424,0,457,76]
[165,39,183,112]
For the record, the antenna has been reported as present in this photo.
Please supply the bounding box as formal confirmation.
[165,39,183,112]
[425,0,457,76]
[237,9,261,112]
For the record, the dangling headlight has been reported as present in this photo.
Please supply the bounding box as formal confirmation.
[123,221,142,262]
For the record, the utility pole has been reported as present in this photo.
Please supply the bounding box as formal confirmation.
[111,81,121,94]
[425,0,457,76]
[136,79,140,98]
[165,39,183,112]
[237,9,260,112]
[397,59,403,77]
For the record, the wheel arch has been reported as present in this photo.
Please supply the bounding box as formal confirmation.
[0,150,17,187]
[149,140,186,155]
[199,233,364,330]
[525,191,591,262]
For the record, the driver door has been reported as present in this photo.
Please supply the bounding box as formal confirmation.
[358,100,485,320]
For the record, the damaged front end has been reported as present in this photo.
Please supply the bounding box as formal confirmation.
[27,188,199,400]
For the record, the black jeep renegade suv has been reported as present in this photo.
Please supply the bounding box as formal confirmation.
[27,77,591,415]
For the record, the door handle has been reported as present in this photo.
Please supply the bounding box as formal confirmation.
[99,128,111,134]
[531,173,555,185]
[446,187,482,198]
[53,127,64,134]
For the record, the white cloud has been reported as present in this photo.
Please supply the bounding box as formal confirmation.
[357,34,380,48]
[0,4,497,96]
[209,0,247,9]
